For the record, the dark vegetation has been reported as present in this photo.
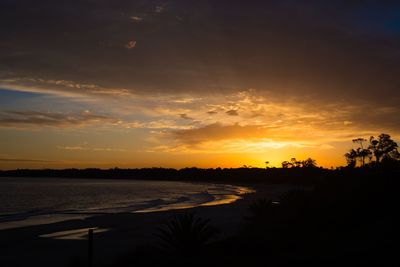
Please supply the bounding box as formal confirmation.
[345,133,400,168]
[0,164,328,185]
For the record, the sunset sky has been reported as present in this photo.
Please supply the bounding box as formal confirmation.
[1,0,400,169]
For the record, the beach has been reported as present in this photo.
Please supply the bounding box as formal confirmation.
[0,183,295,267]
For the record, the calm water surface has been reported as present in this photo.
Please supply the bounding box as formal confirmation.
[0,177,253,229]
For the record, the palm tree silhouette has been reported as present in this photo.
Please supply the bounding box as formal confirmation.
[157,213,219,254]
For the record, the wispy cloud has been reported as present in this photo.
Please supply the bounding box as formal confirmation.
[0,110,119,128]
[155,6,165,13]
[0,77,134,98]
[57,145,127,152]
[123,119,194,130]
[130,16,143,21]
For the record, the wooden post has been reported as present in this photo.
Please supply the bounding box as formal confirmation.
[88,228,94,267]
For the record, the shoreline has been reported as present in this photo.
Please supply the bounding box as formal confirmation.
[0,183,298,267]
[0,179,254,231]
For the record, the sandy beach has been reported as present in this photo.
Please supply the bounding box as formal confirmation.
[0,184,294,267]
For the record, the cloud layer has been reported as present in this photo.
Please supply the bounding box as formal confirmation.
[1,0,400,103]
[1,1,400,167]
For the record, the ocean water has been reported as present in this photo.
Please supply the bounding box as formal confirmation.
[0,177,253,230]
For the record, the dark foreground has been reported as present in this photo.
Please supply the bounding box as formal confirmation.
[102,169,400,267]
[1,169,400,267]
[0,184,291,267]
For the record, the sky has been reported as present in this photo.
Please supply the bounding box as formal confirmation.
[1,0,400,169]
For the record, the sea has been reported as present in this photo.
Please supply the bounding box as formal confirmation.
[0,177,254,230]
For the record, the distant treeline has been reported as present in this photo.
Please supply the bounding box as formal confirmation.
[0,167,332,185]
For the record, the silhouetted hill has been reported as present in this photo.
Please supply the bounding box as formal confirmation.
[0,167,331,185]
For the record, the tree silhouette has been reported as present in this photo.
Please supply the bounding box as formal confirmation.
[281,157,317,168]
[357,147,372,166]
[156,213,219,254]
[352,138,371,166]
[345,149,357,168]
[291,158,302,168]
[281,161,292,168]
[302,158,317,168]
[346,133,399,167]
[369,134,399,163]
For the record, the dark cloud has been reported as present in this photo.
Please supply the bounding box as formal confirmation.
[179,113,194,120]
[0,158,55,162]
[1,0,400,106]
[226,110,239,116]
[125,40,137,49]
[0,110,118,127]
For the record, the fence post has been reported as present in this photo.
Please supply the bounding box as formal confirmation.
[88,228,94,267]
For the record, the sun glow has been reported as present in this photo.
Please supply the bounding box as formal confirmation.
[0,86,396,169]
